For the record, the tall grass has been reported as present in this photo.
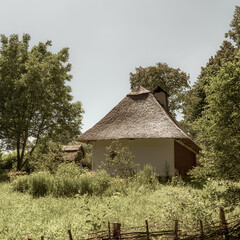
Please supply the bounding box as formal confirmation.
[12,163,114,197]
[1,179,240,239]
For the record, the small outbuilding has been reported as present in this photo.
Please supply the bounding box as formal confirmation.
[77,86,201,176]
[61,145,85,164]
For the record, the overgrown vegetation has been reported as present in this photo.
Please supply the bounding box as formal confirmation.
[0,34,84,171]
[183,6,240,181]
[0,176,239,239]
[103,140,139,177]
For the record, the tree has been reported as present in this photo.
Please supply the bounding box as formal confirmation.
[225,6,240,48]
[193,53,240,180]
[183,6,240,138]
[182,41,236,137]
[130,62,190,116]
[0,34,84,170]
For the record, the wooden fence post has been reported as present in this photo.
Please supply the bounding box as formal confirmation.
[174,220,178,240]
[199,220,204,239]
[219,207,229,240]
[108,222,111,240]
[41,236,44,240]
[113,223,121,240]
[145,220,150,240]
[27,238,32,240]
[68,229,73,240]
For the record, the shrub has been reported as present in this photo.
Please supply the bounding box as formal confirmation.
[103,140,138,177]
[136,164,158,186]
[81,152,92,169]
[56,162,83,177]
[12,175,30,192]
[12,163,115,197]
[0,152,17,170]
[93,170,112,195]
[29,172,53,197]
[29,141,63,173]
[0,169,9,182]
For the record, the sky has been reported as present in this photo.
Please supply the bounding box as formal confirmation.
[0,0,239,133]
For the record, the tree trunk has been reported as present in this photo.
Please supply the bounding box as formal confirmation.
[16,140,24,171]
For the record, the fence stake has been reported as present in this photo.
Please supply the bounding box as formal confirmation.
[199,220,204,239]
[219,207,229,240]
[27,238,32,240]
[113,222,121,240]
[68,229,73,240]
[41,236,44,240]
[174,220,178,240]
[108,222,111,240]
[145,220,150,240]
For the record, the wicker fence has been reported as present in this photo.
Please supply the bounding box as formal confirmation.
[21,207,240,240]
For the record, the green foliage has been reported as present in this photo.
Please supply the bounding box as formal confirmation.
[225,6,240,48]
[103,140,138,177]
[193,53,240,180]
[130,62,190,115]
[2,180,240,239]
[81,152,92,169]
[0,152,17,182]
[11,174,30,192]
[183,41,236,138]
[135,164,158,186]
[30,140,63,173]
[12,163,114,197]
[0,152,17,170]
[0,34,84,171]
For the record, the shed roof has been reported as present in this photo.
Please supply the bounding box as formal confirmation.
[62,145,82,152]
[77,86,201,153]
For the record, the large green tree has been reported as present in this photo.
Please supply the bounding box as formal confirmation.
[183,6,240,138]
[225,6,240,48]
[183,41,235,137]
[0,34,84,170]
[193,53,240,180]
[130,62,190,116]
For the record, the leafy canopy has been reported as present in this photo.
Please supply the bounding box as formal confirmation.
[193,53,240,180]
[0,34,84,170]
[183,6,240,138]
[182,41,236,137]
[130,62,190,116]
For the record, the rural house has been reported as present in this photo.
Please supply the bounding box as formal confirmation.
[77,86,201,176]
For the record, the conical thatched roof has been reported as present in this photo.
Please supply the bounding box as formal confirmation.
[77,86,201,153]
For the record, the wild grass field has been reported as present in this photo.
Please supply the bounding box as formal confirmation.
[0,166,240,240]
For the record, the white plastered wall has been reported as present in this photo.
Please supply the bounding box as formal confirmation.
[92,139,175,176]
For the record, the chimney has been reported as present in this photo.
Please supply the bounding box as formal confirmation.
[153,87,169,111]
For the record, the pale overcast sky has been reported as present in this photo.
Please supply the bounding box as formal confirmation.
[0,0,239,133]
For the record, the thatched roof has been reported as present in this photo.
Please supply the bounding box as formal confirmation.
[77,86,201,153]
[62,145,82,152]
[61,145,85,162]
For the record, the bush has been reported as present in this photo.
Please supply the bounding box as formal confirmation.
[93,170,112,195]
[136,164,158,186]
[12,175,30,192]
[29,172,53,197]
[0,169,9,182]
[103,140,138,177]
[29,141,63,173]
[12,163,115,197]
[81,152,92,169]
[0,152,17,170]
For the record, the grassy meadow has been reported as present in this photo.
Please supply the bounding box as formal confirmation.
[0,167,240,239]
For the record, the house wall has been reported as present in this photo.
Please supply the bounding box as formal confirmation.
[92,139,175,176]
[174,141,196,175]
